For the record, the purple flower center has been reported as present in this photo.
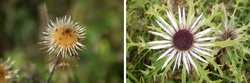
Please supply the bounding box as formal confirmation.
[173,29,194,50]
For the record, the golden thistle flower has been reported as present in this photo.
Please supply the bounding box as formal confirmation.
[0,57,19,83]
[41,16,86,58]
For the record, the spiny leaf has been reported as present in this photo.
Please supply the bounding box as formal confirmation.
[209,36,249,48]
[127,71,140,83]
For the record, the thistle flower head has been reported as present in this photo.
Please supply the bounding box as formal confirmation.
[41,16,86,58]
[148,6,215,73]
[0,57,19,83]
[218,3,237,41]
[220,19,237,40]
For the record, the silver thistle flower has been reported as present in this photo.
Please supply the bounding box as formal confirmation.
[148,6,215,73]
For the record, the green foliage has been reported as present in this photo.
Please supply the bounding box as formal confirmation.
[126,0,250,82]
[0,0,123,83]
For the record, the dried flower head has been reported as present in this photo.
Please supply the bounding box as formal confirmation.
[48,57,75,73]
[148,6,215,73]
[0,57,19,83]
[219,19,237,40]
[218,3,237,41]
[41,16,86,58]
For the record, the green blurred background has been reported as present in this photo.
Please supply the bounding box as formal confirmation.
[0,0,124,83]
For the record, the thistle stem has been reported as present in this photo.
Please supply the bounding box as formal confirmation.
[43,3,49,24]
[47,56,60,83]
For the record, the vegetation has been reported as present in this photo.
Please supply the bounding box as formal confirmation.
[126,0,250,82]
[0,0,123,83]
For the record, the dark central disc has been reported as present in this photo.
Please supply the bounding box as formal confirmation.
[173,29,194,50]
